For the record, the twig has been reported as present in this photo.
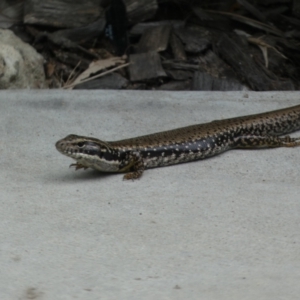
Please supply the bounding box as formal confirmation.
[63,62,130,89]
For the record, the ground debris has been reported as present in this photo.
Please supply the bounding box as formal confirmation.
[3,0,300,90]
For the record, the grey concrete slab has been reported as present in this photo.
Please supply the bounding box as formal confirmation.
[1,90,300,300]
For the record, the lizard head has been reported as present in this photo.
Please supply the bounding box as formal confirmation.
[55,134,121,172]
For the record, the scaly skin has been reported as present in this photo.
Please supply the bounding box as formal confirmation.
[56,104,300,180]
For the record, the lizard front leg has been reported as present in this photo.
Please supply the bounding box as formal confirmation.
[69,163,88,170]
[120,151,145,180]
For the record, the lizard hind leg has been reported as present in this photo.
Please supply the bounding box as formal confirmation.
[280,135,300,147]
[122,151,145,181]
[234,135,300,148]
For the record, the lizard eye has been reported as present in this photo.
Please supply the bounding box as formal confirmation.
[77,142,85,147]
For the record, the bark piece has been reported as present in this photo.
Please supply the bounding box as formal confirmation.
[192,72,215,91]
[158,80,191,90]
[137,24,172,53]
[53,51,91,70]
[129,51,166,81]
[0,1,23,28]
[174,28,210,54]
[237,0,267,22]
[278,14,300,29]
[192,72,247,91]
[44,34,99,59]
[74,73,128,89]
[169,33,186,61]
[192,7,233,32]
[24,0,103,28]
[124,0,158,24]
[165,69,192,80]
[162,61,199,72]
[197,50,237,79]
[263,6,288,19]
[217,34,294,90]
[130,20,184,36]
[51,18,106,44]
[292,0,300,18]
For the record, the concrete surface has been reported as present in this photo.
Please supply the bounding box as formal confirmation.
[1,90,300,300]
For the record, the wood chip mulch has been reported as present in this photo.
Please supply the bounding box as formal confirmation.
[3,0,300,91]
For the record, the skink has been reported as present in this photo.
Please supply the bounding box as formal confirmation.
[56,104,300,180]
